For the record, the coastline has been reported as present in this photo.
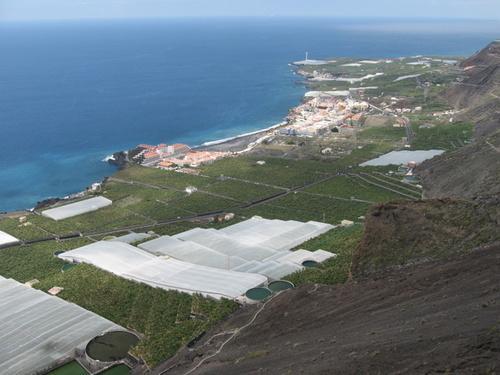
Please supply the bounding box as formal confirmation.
[194,121,288,153]
[8,115,298,215]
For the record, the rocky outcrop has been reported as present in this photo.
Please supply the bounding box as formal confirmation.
[34,197,61,210]
[107,147,145,169]
[107,151,129,169]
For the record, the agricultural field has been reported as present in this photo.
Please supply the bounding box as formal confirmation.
[358,124,407,143]
[304,175,407,202]
[204,179,285,202]
[0,217,50,241]
[200,157,335,188]
[36,265,237,366]
[0,238,91,283]
[0,235,238,367]
[113,165,215,190]
[238,192,371,225]
[410,121,474,150]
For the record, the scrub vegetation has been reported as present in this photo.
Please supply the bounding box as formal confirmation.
[287,224,364,286]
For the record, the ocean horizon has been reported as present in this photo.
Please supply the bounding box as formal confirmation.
[1,17,499,211]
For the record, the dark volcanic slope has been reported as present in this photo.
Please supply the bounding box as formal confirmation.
[446,41,500,137]
[418,131,500,199]
[461,40,500,70]
[156,245,500,375]
[419,41,500,198]
[351,197,500,276]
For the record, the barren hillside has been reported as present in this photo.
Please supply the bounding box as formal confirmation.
[156,244,500,375]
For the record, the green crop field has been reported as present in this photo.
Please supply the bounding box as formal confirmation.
[36,265,237,366]
[0,217,49,241]
[0,236,237,368]
[237,192,371,225]
[304,175,406,202]
[200,157,335,188]
[410,121,473,150]
[0,238,90,283]
[204,179,285,202]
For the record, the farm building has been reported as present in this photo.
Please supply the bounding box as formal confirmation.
[42,196,112,221]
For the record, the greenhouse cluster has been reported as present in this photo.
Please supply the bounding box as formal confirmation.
[41,196,113,220]
[59,241,267,299]
[59,217,335,299]
[139,217,335,280]
[0,276,123,375]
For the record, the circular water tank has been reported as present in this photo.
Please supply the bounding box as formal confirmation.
[86,331,139,362]
[245,287,272,301]
[302,260,320,268]
[268,280,295,292]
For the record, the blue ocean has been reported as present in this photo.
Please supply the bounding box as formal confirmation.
[1,18,499,211]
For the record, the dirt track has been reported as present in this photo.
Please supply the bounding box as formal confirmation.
[155,244,500,375]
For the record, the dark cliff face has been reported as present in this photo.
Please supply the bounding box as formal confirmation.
[107,151,129,169]
[107,147,145,169]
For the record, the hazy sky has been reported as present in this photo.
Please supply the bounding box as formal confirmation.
[1,0,500,21]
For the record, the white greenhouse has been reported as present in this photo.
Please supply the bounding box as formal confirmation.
[0,276,123,375]
[59,217,336,300]
[58,241,268,300]
[139,217,336,280]
[0,230,20,247]
[41,196,112,221]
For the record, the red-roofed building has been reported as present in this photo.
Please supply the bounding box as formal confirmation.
[144,151,159,159]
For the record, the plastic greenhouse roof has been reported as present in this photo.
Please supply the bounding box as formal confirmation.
[0,277,123,375]
[41,196,112,221]
[59,241,267,299]
[0,231,19,247]
[139,217,335,280]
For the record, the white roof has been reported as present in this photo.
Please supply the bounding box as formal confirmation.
[42,196,112,221]
[59,241,267,300]
[139,217,334,280]
[0,231,19,247]
[0,277,123,375]
[59,218,335,299]
[139,236,247,269]
[360,150,445,166]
